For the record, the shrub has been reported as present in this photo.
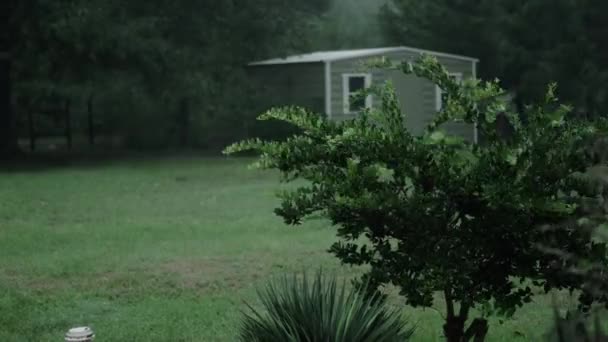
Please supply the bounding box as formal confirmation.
[239,270,414,342]
[546,309,608,341]
[542,176,608,342]
[225,56,608,341]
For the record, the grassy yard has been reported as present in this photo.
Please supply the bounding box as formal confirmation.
[0,155,584,341]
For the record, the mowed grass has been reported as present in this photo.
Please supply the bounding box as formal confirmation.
[0,155,585,341]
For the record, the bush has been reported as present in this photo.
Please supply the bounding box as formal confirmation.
[239,270,414,342]
[542,183,608,341]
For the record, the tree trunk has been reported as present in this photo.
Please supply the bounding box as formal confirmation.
[27,105,35,151]
[443,291,488,342]
[0,0,19,159]
[177,98,189,147]
[0,51,19,158]
[464,318,489,342]
[444,315,467,342]
[87,94,95,146]
[443,290,467,342]
[64,98,72,150]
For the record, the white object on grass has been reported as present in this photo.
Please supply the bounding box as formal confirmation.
[65,326,95,342]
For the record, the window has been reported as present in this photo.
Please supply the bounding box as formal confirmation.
[435,73,463,112]
[343,73,372,114]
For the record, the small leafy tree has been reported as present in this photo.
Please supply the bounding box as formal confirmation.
[224,56,608,341]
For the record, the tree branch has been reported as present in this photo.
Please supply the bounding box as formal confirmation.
[464,318,489,342]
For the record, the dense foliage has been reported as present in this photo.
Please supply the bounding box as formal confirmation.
[542,163,608,342]
[225,56,608,341]
[381,0,608,118]
[5,0,608,156]
[239,270,414,342]
[3,0,331,151]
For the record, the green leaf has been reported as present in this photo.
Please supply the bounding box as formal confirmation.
[548,104,573,127]
[534,200,578,214]
[374,164,395,183]
[505,151,517,166]
[545,83,559,103]
[485,103,507,124]
[424,130,446,145]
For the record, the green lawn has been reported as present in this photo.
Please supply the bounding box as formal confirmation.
[0,155,582,341]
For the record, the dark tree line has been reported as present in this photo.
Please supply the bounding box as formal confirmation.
[380,0,608,117]
[1,1,15,157]
[1,0,332,156]
[3,0,608,158]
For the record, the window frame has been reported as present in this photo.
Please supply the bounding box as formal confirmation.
[342,73,372,114]
[435,72,463,112]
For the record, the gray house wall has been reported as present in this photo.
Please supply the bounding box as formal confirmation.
[248,51,476,142]
[329,51,475,140]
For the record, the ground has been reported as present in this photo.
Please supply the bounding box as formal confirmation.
[0,155,585,341]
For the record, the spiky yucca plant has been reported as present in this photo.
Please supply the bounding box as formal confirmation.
[239,270,414,342]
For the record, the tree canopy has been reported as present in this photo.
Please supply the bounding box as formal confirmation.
[3,0,332,153]
[381,0,608,117]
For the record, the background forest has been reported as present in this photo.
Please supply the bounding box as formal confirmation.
[2,0,608,154]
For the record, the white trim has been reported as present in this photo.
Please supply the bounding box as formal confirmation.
[342,73,372,114]
[249,46,479,66]
[395,46,479,63]
[324,61,332,119]
[435,72,463,112]
[472,61,479,144]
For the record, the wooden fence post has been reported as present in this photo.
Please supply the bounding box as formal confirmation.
[87,95,95,146]
[65,98,72,150]
[27,105,35,151]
